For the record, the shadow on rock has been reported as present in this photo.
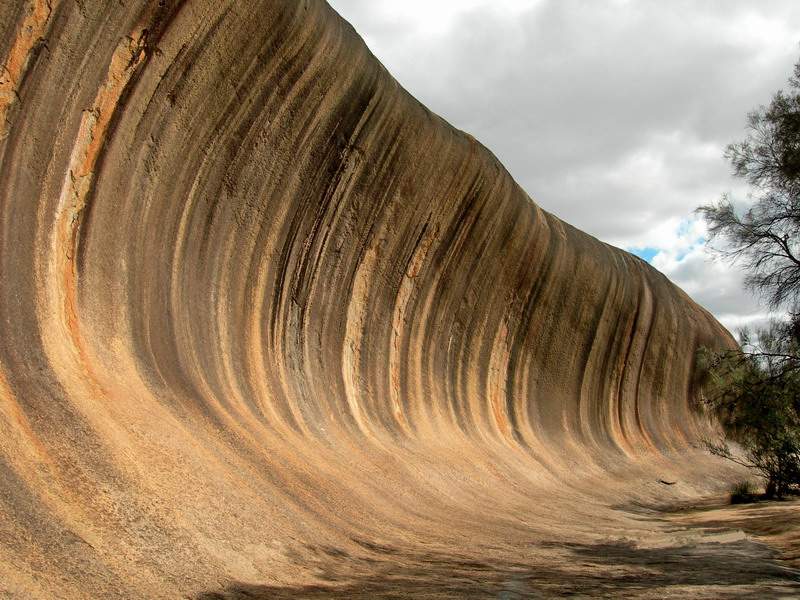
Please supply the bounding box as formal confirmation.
[196,537,800,599]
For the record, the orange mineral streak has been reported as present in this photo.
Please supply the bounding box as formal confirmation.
[1,2,771,598]
[49,33,147,392]
[0,0,57,133]
[0,367,51,465]
[488,320,511,437]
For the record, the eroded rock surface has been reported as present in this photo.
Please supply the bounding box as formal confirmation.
[2,1,790,598]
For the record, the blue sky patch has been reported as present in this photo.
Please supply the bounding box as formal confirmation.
[629,247,659,263]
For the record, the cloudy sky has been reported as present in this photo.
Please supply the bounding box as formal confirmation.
[327,0,800,332]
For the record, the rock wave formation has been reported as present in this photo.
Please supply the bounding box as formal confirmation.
[1,1,740,597]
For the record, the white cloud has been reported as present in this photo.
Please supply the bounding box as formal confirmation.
[652,240,770,334]
[328,0,800,331]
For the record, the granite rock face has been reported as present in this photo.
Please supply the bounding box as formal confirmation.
[0,1,735,597]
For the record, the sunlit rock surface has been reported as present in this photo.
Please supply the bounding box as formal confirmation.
[3,1,792,598]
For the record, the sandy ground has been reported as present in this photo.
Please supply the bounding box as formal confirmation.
[665,496,800,569]
[198,496,800,599]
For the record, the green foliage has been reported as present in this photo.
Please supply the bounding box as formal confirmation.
[698,321,800,498]
[698,61,800,311]
[729,480,758,504]
[696,56,800,500]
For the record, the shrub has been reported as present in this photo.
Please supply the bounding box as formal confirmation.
[730,480,758,504]
[697,326,800,499]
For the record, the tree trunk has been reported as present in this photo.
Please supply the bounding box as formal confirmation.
[766,478,777,498]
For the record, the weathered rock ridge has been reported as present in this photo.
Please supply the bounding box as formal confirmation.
[0,1,753,597]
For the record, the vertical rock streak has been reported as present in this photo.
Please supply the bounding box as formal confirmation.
[0,1,735,596]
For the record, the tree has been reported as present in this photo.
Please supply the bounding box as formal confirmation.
[697,57,800,499]
[698,322,800,498]
[699,59,800,314]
